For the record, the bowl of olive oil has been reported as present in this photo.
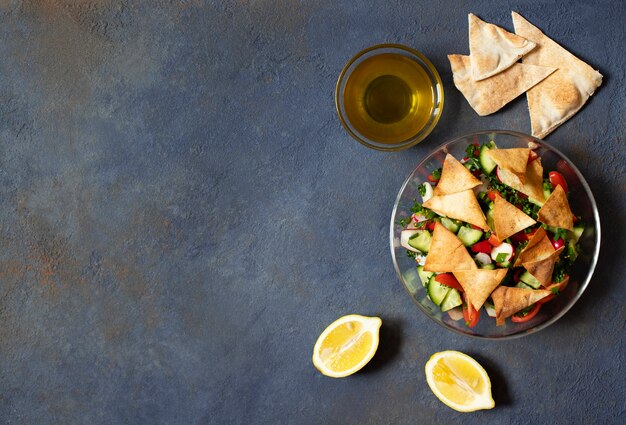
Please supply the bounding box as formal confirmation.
[335,44,444,151]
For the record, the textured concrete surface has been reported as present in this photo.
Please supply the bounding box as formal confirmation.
[0,0,624,424]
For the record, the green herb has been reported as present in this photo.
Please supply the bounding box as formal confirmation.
[463,144,481,172]
[551,227,568,241]
[550,286,560,295]
[552,242,577,283]
[495,253,508,263]
[410,201,438,220]
[487,173,540,220]
[418,183,427,197]
[543,178,552,194]
[407,250,417,259]
[431,168,442,180]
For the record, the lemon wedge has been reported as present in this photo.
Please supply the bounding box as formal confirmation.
[425,350,495,412]
[312,314,382,378]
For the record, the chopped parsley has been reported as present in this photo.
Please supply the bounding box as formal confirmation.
[418,183,427,197]
[430,167,442,181]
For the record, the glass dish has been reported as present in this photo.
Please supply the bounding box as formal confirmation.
[335,44,444,151]
[389,130,600,339]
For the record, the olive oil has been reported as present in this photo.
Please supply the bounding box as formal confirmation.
[343,53,436,144]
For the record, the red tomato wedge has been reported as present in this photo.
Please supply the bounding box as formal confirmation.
[427,174,440,183]
[511,303,541,323]
[549,171,568,193]
[462,296,480,328]
[435,274,463,292]
[487,190,498,201]
[471,240,493,254]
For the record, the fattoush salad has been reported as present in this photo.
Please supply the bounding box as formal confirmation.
[399,142,585,327]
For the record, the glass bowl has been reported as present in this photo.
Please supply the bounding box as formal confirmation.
[335,44,444,151]
[389,130,600,339]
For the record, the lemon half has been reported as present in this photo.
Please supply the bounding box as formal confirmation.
[312,314,382,378]
[425,350,495,412]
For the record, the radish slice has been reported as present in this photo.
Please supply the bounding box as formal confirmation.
[421,182,433,202]
[447,307,464,321]
[491,242,514,262]
[474,252,492,265]
[400,230,421,252]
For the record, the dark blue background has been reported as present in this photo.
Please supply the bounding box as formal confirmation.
[0,1,624,424]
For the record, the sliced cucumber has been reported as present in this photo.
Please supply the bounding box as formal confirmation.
[440,217,461,234]
[408,230,432,253]
[567,239,579,261]
[479,144,497,174]
[529,197,545,207]
[417,266,434,287]
[520,270,542,289]
[543,187,552,201]
[480,263,496,270]
[516,281,534,290]
[440,289,463,312]
[427,275,450,307]
[572,225,585,242]
[457,226,484,247]
[486,208,495,230]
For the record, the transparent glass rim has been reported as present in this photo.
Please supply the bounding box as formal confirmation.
[335,43,444,152]
[389,130,601,340]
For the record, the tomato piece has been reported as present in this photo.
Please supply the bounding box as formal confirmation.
[511,303,541,323]
[426,221,436,231]
[427,174,440,183]
[549,171,568,193]
[488,234,502,247]
[487,190,498,201]
[552,238,565,250]
[435,274,463,291]
[471,240,493,254]
[528,150,539,163]
[470,224,483,230]
[462,296,480,328]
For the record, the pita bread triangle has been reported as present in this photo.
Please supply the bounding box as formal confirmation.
[485,148,530,184]
[537,185,574,231]
[423,223,478,272]
[448,54,556,116]
[433,154,482,195]
[514,227,554,266]
[491,286,551,326]
[496,156,546,203]
[512,11,603,139]
[469,13,537,81]
[493,195,536,241]
[523,246,564,287]
[453,269,508,311]
[423,189,489,231]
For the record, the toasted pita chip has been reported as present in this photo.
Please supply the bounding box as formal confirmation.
[485,148,530,184]
[424,223,478,272]
[453,269,508,311]
[514,227,554,266]
[493,195,536,241]
[433,154,482,195]
[496,157,546,203]
[469,13,537,81]
[423,189,489,231]
[448,54,556,116]
[523,246,565,287]
[491,286,552,326]
[537,185,574,231]
[512,12,603,139]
